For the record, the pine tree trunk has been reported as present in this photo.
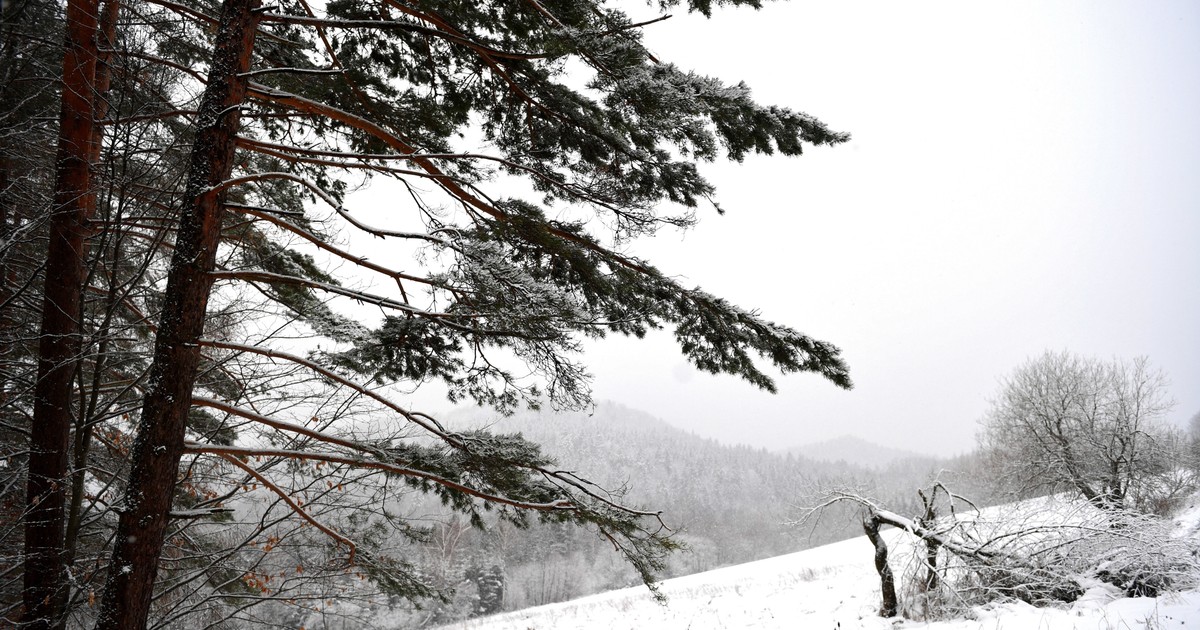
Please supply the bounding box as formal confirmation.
[22,0,99,626]
[55,4,121,628]
[93,0,259,626]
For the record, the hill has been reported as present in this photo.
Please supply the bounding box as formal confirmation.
[428,404,970,610]
[444,403,872,571]
[341,402,983,625]
[785,435,926,469]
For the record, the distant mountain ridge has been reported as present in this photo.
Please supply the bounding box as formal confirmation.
[785,435,926,469]
[416,402,973,617]
[445,402,872,559]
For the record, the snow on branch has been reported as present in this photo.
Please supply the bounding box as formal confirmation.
[256,13,550,61]
[207,270,444,318]
[188,442,576,512]
[197,338,453,440]
[191,396,384,457]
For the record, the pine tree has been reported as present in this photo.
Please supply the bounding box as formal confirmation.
[12,0,855,626]
[4,0,227,622]
[21,0,125,624]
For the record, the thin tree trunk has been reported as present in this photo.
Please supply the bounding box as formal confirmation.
[918,489,941,592]
[93,0,259,626]
[862,512,898,618]
[0,153,12,388]
[22,0,99,625]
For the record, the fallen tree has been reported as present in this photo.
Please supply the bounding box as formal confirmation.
[793,485,1200,620]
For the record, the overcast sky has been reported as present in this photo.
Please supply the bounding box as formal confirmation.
[348,1,1198,456]
[565,0,1200,455]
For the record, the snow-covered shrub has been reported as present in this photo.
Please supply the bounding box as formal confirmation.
[812,490,1200,622]
[1088,512,1200,596]
[921,496,1200,617]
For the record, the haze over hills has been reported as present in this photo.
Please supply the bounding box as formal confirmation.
[409,402,971,620]
[784,435,930,469]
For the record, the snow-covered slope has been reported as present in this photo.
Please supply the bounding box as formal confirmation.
[436,498,1200,630]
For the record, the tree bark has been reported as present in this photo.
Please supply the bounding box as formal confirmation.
[93,0,259,627]
[22,0,99,626]
[54,6,122,628]
[862,512,898,618]
[918,489,941,592]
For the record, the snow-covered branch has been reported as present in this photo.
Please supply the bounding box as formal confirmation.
[187,442,576,512]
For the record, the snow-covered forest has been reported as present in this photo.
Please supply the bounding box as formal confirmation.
[2,0,1198,628]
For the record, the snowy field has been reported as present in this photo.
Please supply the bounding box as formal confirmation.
[436,499,1200,630]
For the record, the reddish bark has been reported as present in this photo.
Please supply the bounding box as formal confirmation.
[58,6,121,627]
[22,0,100,626]
[93,0,260,627]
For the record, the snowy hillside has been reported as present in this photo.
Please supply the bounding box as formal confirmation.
[434,498,1200,630]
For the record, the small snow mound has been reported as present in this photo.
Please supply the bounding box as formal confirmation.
[1069,580,1124,612]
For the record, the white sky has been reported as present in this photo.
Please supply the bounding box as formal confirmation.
[346,0,1200,456]
[572,0,1200,454]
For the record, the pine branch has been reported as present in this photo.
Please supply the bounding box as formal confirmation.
[229,205,436,287]
[257,13,551,61]
[191,396,384,457]
[188,442,576,512]
[218,453,357,561]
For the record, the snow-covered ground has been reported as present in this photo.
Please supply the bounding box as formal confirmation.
[436,497,1200,630]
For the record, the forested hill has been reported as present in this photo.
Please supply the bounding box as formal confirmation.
[335,403,993,625]
[785,435,927,469]
[451,403,866,570]
[438,403,981,594]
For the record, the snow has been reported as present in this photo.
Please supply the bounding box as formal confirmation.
[1173,495,1200,540]
[434,500,1200,630]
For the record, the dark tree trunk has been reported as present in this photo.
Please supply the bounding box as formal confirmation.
[862,512,898,618]
[0,152,11,378]
[918,489,941,592]
[93,0,259,627]
[922,532,941,591]
[22,0,99,626]
[61,0,119,550]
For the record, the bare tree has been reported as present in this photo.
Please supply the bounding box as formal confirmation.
[795,487,1200,621]
[979,352,1180,512]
